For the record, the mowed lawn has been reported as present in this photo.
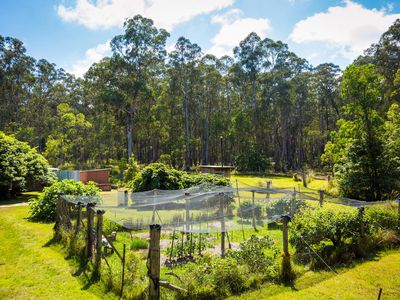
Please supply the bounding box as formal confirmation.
[0,205,114,300]
[231,251,400,300]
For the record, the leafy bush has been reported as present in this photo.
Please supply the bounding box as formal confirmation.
[365,204,398,230]
[290,206,362,266]
[0,131,55,198]
[266,196,308,217]
[130,163,229,191]
[123,156,140,184]
[237,201,263,220]
[29,179,100,222]
[234,144,273,173]
[185,173,230,187]
[227,235,279,276]
[179,255,248,299]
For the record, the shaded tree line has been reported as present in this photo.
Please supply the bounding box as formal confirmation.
[1,16,399,185]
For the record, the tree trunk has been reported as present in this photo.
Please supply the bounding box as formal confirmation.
[184,78,191,170]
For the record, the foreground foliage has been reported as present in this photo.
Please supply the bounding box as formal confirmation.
[29,180,100,222]
[0,131,54,198]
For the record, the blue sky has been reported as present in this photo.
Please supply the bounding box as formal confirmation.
[1,0,399,76]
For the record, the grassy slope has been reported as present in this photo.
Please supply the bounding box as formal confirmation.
[231,251,400,300]
[0,205,114,300]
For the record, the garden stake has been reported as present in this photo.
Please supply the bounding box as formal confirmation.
[120,244,126,298]
[319,190,324,207]
[219,192,225,257]
[251,190,256,230]
[236,180,245,240]
[169,229,175,263]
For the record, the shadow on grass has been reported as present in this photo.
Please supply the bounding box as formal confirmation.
[0,192,40,205]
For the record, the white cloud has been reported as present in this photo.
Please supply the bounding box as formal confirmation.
[68,40,111,77]
[57,0,234,30]
[289,0,400,61]
[208,9,272,57]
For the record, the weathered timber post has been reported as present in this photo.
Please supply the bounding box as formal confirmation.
[86,203,95,259]
[319,190,324,207]
[219,192,226,257]
[251,190,257,230]
[75,202,82,235]
[54,194,63,236]
[282,215,290,256]
[149,224,161,300]
[266,181,271,202]
[94,209,105,277]
[151,190,157,223]
[290,188,296,217]
[281,215,294,282]
[358,207,365,238]
[124,190,128,206]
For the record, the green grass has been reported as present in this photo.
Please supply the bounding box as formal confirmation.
[0,205,116,300]
[230,251,400,300]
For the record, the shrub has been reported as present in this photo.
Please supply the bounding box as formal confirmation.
[234,144,273,173]
[290,206,362,267]
[227,235,279,276]
[266,196,308,217]
[0,131,55,198]
[179,255,248,299]
[185,173,230,187]
[123,156,140,184]
[365,204,398,230]
[29,179,100,222]
[130,163,229,192]
[131,163,186,191]
[237,201,263,220]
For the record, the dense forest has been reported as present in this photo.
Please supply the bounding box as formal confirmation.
[1,16,399,199]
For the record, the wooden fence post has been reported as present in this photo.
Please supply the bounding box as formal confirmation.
[219,193,226,257]
[319,190,324,207]
[266,181,271,202]
[251,190,256,230]
[75,202,82,235]
[94,209,105,277]
[86,203,95,259]
[54,194,63,236]
[124,190,128,206]
[282,215,290,256]
[149,224,161,300]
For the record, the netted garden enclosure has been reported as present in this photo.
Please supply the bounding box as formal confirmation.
[54,180,400,299]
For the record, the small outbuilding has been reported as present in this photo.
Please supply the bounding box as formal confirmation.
[198,165,235,177]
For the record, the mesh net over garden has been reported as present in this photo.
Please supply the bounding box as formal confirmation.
[61,180,394,233]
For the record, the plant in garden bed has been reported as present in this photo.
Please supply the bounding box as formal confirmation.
[227,235,280,278]
[130,237,148,250]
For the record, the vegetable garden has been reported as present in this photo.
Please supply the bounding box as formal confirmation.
[51,177,400,299]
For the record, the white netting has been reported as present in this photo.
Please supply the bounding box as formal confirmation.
[61,181,393,232]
